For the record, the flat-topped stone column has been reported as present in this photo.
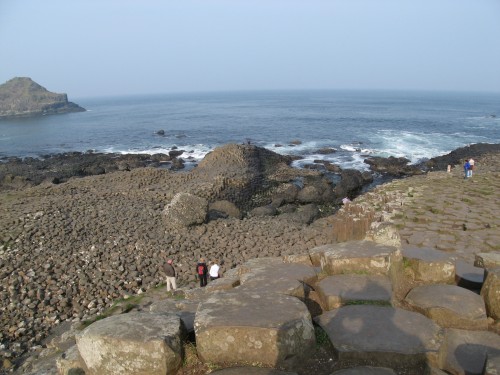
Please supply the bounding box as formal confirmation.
[319,240,401,276]
[316,274,392,310]
[76,312,185,375]
[315,305,443,371]
[404,284,488,330]
[401,247,455,284]
[194,291,315,368]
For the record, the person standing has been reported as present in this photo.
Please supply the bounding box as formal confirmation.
[209,260,220,281]
[163,259,177,292]
[196,258,208,287]
[469,158,475,177]
[464,159,470,179]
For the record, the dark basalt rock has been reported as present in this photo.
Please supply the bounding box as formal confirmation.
[0,77,85,119]
[423,143,500,171]
[364,156,423,176]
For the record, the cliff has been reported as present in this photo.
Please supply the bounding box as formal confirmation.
[0,77,85,119]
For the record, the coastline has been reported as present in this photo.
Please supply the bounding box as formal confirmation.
[1,144,499,372]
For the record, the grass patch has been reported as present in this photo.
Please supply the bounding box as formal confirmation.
[461,197,473,204]
[314,325,331,347]
[428,207,443,214]
[403,258,412,269]
[78,294,145,329]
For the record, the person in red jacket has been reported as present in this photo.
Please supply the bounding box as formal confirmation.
[196,258,208,287]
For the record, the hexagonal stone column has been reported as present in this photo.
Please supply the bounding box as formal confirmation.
[315,305,443,370]
[405,284,488,330]
[481,268,500,320]
[320,241,400,276]
[76,312,185,375]
[316,274,392,310]
[195,291,315,367]
[438,328,500,375]
[401,247,455,283]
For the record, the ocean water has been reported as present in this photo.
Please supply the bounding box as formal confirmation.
[1,90,499,171]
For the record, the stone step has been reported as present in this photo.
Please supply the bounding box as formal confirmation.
[475,251,500,269]
[401,246,455,283]
[438,328,500,375]
[194,291,315,368]
[316,274,392,310]
[318,240,401,276]
[404,284,488,330]
[315,305,443,372]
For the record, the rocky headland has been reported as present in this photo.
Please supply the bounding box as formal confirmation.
[1,143,499,374]
[0,78,85,119]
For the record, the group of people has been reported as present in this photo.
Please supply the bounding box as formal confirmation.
[195,258,220,287]
[161,257,221,292]
[463,158,475,179]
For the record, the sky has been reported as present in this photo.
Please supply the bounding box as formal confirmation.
[1,0,499,98]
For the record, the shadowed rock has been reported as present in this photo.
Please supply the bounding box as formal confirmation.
[194,291,315,368]
[76,312,185,375]
[149,299,201,333]
[455,260,485,290]
[316,274,392,310]
[56,345,86,375]
[405,284,488,330]
[438,328,500,375]
[315,305,443,370]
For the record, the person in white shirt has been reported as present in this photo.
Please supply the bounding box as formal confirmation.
[469,158,475,177]
[209,260,220,281]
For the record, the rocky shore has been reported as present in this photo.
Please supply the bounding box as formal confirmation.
[1,143,499,374]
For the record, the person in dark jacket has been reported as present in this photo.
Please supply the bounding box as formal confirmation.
[196,258,208,287]
[163,259,176,292]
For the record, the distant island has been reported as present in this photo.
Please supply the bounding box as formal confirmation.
[0,77,85,119]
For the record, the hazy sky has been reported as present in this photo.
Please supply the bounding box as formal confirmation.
[1,0,499,98]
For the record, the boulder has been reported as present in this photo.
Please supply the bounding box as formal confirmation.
[297,185,321,203]
[56,345,87,375]
[249,205,277,217]
[334,169,367,199]
[481,268,500,319]
[315,305,443,370]
[76,312,185,375]
[163,192,208,228]
[404,284,488,330]
[194,291,315,367]
[438,328,500,375]
[401,247,455,284]
[316,274,392,310]
[209,200,242,219]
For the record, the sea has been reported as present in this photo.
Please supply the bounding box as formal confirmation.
[1,90,499,171]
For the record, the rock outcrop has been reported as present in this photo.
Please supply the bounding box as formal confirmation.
[0,77,85,118]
